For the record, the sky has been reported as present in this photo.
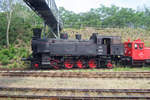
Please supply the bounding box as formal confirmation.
[55,0,150,13]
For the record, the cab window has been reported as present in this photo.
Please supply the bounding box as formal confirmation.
[139,44,143,49]
[135,44,138,49]
[128,43,132,48]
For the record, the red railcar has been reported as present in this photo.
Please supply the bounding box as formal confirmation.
[124,39,150,65]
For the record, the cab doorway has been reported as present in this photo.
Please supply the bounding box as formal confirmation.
[102,38,111,55]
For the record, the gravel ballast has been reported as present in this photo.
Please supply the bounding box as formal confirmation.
[0,76,150,89]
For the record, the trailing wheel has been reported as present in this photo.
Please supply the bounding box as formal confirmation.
[106,61,113,69]
[88,59,97,69]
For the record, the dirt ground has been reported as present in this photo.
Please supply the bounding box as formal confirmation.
[0,76,150,89]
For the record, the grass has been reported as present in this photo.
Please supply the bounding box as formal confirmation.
[0,45,31,69]
[141,67,150,71]
[63,27,150,46]
[54,67,150,72]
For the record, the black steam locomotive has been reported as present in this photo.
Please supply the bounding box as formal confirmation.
[22,0,124,69]
[23,0,150,69]
[26,28,124,69]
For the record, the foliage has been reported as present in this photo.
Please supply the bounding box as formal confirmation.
[0,3,42,47]
[60,5,150,29]
[1,3,150,47]
[0,2,44,68]
[0,45,30,67]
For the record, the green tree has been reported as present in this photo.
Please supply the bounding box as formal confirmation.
[1,0,15,47]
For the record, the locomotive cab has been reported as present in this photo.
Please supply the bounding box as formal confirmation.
[124,39,144,60]
[97,36,124,55]
[124,39,150,65]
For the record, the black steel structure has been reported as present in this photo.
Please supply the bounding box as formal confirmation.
[23,0,63,36]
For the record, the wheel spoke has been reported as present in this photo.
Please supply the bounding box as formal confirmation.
[50,60,60,69]
[76,60,85,69]
[88,59,97,68]
[64,59,74,69]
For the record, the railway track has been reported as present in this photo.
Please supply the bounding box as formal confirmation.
[0,71,150,78]
[0,71,149,99]
[0,87,150,99]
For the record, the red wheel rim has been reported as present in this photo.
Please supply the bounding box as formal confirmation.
[64,60,73,69]
[88,59,97,68]
[107,61,113,69]
[34,64,39,68]
[50,60,60,69]
[76,60,85,69]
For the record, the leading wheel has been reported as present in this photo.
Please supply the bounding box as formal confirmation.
[31,61,40,69]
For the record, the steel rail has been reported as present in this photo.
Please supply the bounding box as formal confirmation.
[0,87,150,99]
[0,71,150,78]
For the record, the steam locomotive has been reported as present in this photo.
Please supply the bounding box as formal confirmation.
[23,28,150,69]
